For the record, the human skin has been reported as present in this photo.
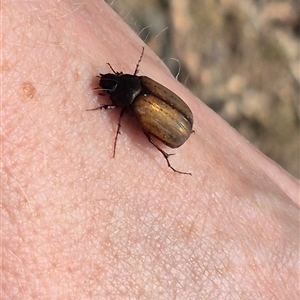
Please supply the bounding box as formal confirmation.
[2,0,299,299]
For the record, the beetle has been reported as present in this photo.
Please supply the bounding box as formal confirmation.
[91,47,193,175]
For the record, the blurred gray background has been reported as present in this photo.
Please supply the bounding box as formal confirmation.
[105,0,300,178]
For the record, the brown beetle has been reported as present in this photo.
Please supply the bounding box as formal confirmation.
[92,47,193,175]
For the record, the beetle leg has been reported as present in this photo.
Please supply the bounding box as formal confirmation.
[86,105,116,111]
[94,81,105,95]
[144,133,192,176]
[113,108,126,158]
[93,87,105,95]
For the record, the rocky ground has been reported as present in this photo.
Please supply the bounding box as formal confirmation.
[105,0,300,178]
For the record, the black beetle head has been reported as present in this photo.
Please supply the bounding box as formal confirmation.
[100,73,142,107]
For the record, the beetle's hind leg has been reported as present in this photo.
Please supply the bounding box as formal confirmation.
[144,133,191,176]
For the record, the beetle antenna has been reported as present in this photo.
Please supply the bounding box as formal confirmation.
[133,46,145,75]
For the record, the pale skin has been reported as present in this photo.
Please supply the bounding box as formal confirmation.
[2,0,299,299]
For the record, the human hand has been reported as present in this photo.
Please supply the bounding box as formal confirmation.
[3,1,299,298]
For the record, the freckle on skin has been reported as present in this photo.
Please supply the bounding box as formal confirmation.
[21,82,37,99]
